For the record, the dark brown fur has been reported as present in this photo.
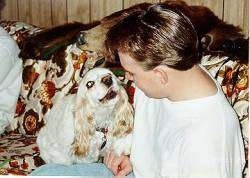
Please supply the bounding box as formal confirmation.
[101,0,248,63]
[19,1,248,63]
[19,21,100,60]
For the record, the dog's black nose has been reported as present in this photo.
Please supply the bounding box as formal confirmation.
[101,75,113,87]
[76,32,87,46]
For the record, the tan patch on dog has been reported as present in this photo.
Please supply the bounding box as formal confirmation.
[87,115,94,123]
[72,143,89,157]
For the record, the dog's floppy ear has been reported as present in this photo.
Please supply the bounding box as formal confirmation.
[112,86,134,138]
[71,82,95,157]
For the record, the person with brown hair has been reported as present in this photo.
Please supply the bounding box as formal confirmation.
[104,4,245,178]
[30,3,245,178]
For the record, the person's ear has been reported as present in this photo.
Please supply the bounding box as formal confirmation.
[153,65,168,85]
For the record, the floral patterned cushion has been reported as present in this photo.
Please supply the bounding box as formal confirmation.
[0,21,248,176]
[0,133,44,175]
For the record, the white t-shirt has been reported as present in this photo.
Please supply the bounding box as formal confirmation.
[0,27,22,134]
[130,67,245,178]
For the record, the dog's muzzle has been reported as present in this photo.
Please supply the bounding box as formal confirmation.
[76,32,87,46]
[99,89,117,103]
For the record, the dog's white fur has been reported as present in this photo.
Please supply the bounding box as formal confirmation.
[37,67,134,165]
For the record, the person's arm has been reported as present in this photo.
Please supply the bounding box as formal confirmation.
[159,125,244,178]
[104,151,133,176]
[159,136,219,177]
[0,30,22,134]
[0,28,21,83]
[0,41,15,83]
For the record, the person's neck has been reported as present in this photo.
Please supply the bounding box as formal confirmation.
[166,65,217,102]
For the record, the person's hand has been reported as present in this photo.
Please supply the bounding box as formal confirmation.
[104,151,132,176]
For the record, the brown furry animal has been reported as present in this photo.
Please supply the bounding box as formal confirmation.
[19,0,248,63]
[19,22,100,60]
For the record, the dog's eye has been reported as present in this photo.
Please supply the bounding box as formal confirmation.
[86,81,95,89]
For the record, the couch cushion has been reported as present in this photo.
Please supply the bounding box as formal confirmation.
[0,133,44,175]
[0,21,42,47]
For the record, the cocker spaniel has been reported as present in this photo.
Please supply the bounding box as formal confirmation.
[37,67,134,165]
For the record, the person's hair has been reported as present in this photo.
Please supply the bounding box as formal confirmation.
[105,4,201,71]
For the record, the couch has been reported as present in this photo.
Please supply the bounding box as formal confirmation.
[0,20,248,176]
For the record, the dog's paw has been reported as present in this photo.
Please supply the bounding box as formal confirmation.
[112,133,132,156]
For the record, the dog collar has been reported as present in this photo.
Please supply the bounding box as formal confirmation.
[96,127,108,150]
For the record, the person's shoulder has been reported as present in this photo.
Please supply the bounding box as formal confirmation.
[180,113,224,145]
[0,27,10,36]
[0,33,20,56]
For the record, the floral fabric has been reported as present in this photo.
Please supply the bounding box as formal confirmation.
[0,21,248,176]
[0,133,44,175]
